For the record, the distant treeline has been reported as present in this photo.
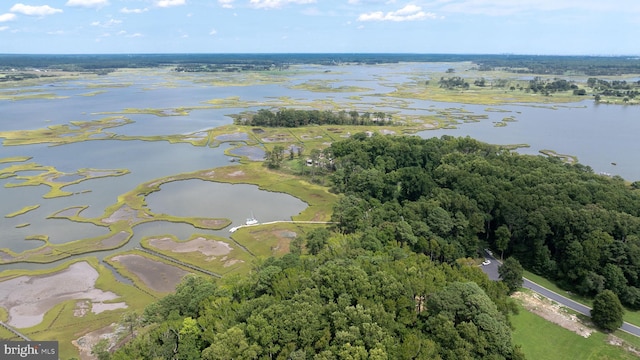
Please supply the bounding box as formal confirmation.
[475,55,640,76]
[234,108,393,127]
[2,53,639,75]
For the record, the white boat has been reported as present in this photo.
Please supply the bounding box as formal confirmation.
[245,212,258,225]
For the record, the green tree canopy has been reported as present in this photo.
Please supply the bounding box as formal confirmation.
[591,289,624,331]
[499,257,524,294]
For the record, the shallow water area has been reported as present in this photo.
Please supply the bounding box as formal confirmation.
[228,145,265,161]
[419,100,640,180]
[2,62,639,269]
[145,179,308,227]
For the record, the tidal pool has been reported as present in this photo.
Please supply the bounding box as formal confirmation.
[145,179,308,228]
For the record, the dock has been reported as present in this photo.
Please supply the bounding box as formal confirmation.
[229,220,335,232]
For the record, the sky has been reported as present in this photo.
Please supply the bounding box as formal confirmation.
[0,0,639,55]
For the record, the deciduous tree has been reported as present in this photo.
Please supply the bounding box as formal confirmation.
[591,289,624,331]
[498,257,524,294]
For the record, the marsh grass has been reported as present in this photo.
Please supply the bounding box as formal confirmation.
[0,116,132,146]
[290,79,373,93]
[5,204,40,218]
[104,250,193,296]
[0,156,32,164]
[140,234,254,276]
[3,165,129,199]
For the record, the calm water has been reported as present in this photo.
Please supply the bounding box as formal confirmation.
[1,63,639,266]
[146,180,307,226]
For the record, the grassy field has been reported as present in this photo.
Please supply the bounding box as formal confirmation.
[140,233,255,276]
[512,304,639,359]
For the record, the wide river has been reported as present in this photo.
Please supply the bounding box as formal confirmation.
[0,62,638,268]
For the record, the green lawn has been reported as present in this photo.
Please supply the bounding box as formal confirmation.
[512,304,638,360]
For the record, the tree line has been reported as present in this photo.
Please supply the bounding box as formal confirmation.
[474,55,640,76]
[234,108,393,128]
[587,77,640,101]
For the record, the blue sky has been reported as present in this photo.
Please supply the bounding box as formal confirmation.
[0,0,638,55]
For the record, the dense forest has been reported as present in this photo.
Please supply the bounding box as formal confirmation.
[326,134,640,307]
[110,252,522,359]
[110,133,640,359]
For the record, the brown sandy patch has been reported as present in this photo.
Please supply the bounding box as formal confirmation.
[91,302,127,314]
[100,231,129,248]
[228,170,245,177]
[513,291,593,338]
[607,335,640,356]
[222,258,243,267]
[196,218,229,228]
[148,236,233,258]
[0,250,16,261]
[0,261,123,328]
[110,254,190,293]
[270,230,297,255]
[101,205,150,225]
[72,323,122,360]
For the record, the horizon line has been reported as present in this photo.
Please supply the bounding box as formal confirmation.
[0,52,639,57]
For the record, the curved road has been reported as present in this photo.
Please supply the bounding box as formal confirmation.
[480,250,640,337]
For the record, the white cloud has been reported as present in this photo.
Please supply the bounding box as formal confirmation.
[65,0,109,8]
[209,28,217,35]
[156,0,186,7]
[219,0,234,8]
[0,26,8,31]
[0,13,16,22]
[357,5,436,21]
[91,19,122,27]
[10,4,63,16]
[436,0,640,16]
[47,30,65,35]
[120,7,148,14]
[249,0,316,9]
[126,32,142,37]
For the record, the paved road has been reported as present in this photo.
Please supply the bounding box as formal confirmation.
[480,250,640,337]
